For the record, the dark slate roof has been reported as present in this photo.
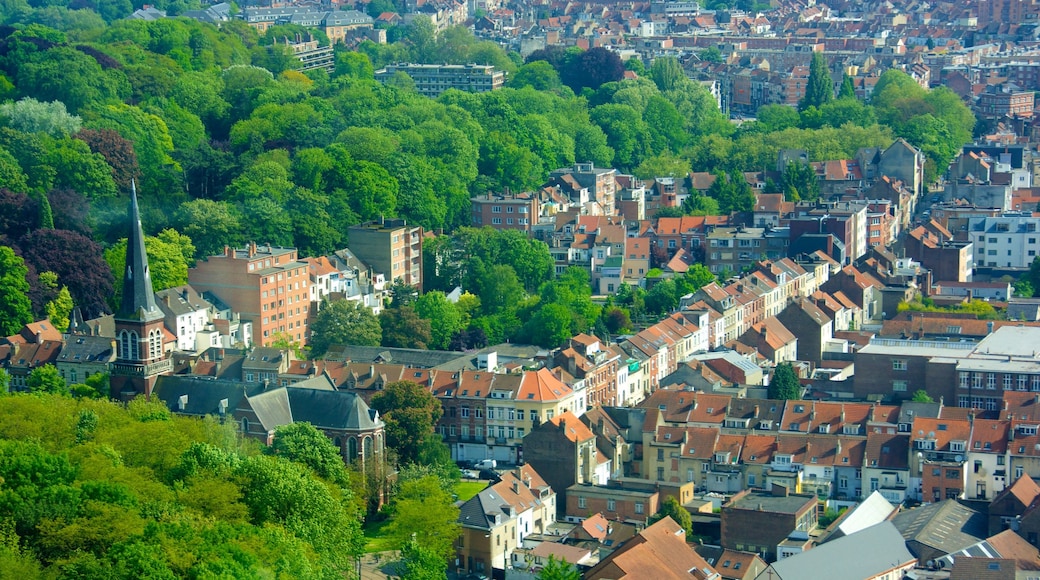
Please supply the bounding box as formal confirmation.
[116,182,163,323]
[287,387,382,430]
[57,335,115,364]
[244,386,383,432]
[892,500,988,558]
[153,375,261,417]
[325,344,464,368]
[458,486,511,531]
[155,285,212,318]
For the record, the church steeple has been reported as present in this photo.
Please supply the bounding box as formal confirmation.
[116,180,162,323]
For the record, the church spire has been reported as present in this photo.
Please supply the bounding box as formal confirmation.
[116,180,162,322]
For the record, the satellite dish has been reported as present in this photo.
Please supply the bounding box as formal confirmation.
[955,455,963,462]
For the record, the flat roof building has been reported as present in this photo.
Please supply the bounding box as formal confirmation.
[374,63,505,97]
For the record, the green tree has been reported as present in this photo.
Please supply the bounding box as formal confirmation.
[911,390,934,403]
[799,52,833,111]
[0,97,81,137]
[104,229,195,302]
[683,264,716,292]
[537,555,581,580]
[175,199,242,258]
[0,246,33,336]
[308,300,382,356]
[769,362,801,400]
[269,422,349,485]
[371,380,442,465]
[379,305,432,350]
[649,497,692,532]
[383,475,459,559]
[780,161,819,202]
[398,538,448,580]
[26,364,67,395]
[838,73,856,100]
[44,286,73,333]
[414,291,465,350]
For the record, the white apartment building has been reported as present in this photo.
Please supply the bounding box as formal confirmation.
[969,213,1040,269]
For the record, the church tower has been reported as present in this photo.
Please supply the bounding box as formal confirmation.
[109,182,172,400]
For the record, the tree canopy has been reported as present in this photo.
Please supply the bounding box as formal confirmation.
[308,299,382,356]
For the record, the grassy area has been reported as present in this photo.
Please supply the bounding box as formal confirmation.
[362,518,397,553]
[455,479,487,502]
[362,479,488,553]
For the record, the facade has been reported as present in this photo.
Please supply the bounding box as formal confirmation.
[968,213,1040,269]
[154,286,213,352]
[188,243,311,346]
[347,218,423,292]
[374,63,505,97]
[471,191,538,232]
[720,485,818,563]
[523,411,600,516]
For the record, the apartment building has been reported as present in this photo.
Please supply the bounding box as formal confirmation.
[374,63,505,97]
[188,243,311,346]
[471,191,538,232]
[968,213,1040,269]
[348,218,423,292]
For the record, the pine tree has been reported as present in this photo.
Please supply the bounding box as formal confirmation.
[799,52,834,111]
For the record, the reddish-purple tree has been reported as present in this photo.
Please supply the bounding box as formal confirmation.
[0,189,39,244]
[17,229,114,318]
[74,128,140,190]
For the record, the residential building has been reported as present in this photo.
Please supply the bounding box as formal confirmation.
[968,213,1040,269]
[720,484,819,562]
[154,285,213,352]
[564,481,659,524]
[584,517,720,580]
[188,243,311,346]
[54,335,115,387]
[548,163,618,216]
[374,63,505,97]
[347,218,423,292]
[912,416,972,502]
[470,191,538,232]
[524,410,601,516]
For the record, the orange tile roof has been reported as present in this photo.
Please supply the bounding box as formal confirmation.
[518,367,573,402]
[548,411,595,443]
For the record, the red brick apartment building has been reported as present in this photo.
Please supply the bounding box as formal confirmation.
[471,191,538,232]
[188,243,311,346]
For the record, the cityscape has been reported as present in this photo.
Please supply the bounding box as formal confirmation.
[1,0,1040,578]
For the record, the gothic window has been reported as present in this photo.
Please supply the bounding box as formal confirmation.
[363,436,373,458]
[348,437,358,459]
[118,330,130,359]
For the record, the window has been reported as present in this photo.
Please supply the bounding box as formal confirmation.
[1005,375,1013,390]
[658,449,664,461]
[988,373,997,389]
[893,380,907,392]
[960,372,969,388]
[461,407,470,418]
[892,359,907,371]
[492,206,501,213]
[946,469,959,479]
[492,217,502,225]
[578,496,586,508]
[748,474,756,486]
[635,502,644,514]
[607,499,616,512]
[516,409,524,421]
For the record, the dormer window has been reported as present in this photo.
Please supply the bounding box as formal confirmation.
[950,441,966,452]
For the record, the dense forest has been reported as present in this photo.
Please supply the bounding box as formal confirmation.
[0,12,974,343]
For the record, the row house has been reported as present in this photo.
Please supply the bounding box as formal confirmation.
[554,334,622,407]
[652,215,730,256]
[524,411,606,519]
[327,361,583,465]
[455,465,556,577]
[617,312,706,399]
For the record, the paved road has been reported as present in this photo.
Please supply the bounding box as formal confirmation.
[358,552,398,579]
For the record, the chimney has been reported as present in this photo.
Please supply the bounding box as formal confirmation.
[248,241,257,257]
[369,364,375,377]
[754,405,760,418]
[178,394,188,411]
